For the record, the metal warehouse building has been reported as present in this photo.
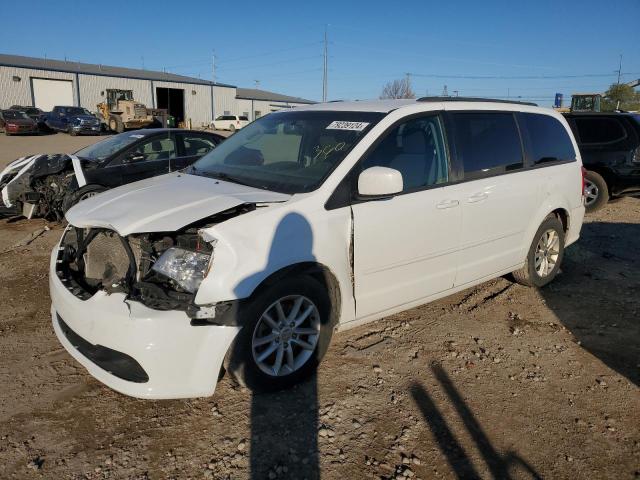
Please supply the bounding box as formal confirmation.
[0,53,314,126]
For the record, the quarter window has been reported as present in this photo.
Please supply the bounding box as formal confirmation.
[361,115,449,192]
[519,113,576,165]
[574,117,626,144]
[450,112,523,179]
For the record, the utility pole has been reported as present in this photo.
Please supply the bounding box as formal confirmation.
[442,85,448,97]
[254,79,260,89]
[322,25,328,102]
[212,50,216,84]
[616,54,623,84]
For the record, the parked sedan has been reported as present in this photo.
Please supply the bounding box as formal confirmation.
[0,109,39,135]
[0,129,224,220]
[9,105,47,126]
[45,106,102,135]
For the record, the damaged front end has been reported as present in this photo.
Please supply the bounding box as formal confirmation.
[1,154,76,220]
[55,205,254,318]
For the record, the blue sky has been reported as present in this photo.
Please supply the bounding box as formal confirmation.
[1,0,639,105]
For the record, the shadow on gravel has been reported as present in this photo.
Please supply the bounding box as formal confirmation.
[540,221,640,386]
[411,363,541,479]
[228,212,324,479]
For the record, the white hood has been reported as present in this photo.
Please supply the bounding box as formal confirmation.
[65,172,290,235]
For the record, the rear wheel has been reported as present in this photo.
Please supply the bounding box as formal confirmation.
[224,275,334,392]
[584,170,609,213]
[512,215,565,288]
[229,124,236,132]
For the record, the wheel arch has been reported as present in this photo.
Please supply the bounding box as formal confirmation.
[252,261,342,328]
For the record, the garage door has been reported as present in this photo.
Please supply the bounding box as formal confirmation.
[32,78,74,111]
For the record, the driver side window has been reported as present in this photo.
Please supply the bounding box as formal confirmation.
[361,115,449,192]
[130,136,177,162]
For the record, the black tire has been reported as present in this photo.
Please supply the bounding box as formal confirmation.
[512,214,565,288]
[69,128,77,136]
[584,170,609,213]
[224,275,334,392]
[109,116,124,133]
[62,185,106,213]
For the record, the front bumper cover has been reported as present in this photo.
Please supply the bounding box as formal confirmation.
[50,245,240,399]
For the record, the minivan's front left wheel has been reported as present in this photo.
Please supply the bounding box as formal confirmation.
[224,275,334,392]
[512,214,565,288]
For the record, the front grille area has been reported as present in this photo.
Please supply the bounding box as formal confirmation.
[57,314,149,383]
[134,105,147,118]
[56,227,139,300]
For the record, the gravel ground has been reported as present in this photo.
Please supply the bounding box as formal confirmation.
[0,135,638,479]
[0,196,638,479]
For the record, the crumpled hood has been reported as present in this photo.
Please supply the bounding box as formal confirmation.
[65,172,291,235]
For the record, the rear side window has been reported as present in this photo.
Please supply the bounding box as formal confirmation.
[574,117,626,144]
[239,116,249,121]
[519,113,576,165]
[450,112,523,179]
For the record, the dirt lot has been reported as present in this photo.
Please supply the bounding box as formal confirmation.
[0,137,639,480]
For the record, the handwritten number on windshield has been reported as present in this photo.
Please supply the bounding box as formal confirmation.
[313,142,347,162]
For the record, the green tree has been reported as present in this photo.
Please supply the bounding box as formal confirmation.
[601,83,640,111]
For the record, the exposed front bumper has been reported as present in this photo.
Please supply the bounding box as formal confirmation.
[49,246,240,399]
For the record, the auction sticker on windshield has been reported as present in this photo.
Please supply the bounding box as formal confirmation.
[326,121,369,131]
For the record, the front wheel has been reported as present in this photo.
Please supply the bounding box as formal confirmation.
[224,275,334,392]
[512,215,565,288]
[62,185,106,213]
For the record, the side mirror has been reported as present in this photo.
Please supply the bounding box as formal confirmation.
[357,166,403,198]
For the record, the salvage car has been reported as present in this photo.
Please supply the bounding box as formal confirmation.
[564,112,640,212]
[45,106,102,135]
[51,98,585,399]
[9,105,47,128]
[0,109,39,135]
[0,129,223,219]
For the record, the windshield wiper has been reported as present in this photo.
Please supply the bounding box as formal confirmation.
[194,169,258,188]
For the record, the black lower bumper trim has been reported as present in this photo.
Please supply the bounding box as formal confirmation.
[57,314,149,383]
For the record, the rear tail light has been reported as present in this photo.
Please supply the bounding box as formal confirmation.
[581,167,587,197]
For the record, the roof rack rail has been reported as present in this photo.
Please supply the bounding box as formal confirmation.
[416,96,537,107]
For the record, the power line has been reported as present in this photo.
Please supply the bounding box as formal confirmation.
[409,71,640,80]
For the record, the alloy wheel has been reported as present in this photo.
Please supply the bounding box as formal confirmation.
[251,295,321,377]
[584,179,598,206]
[534,229,560,278]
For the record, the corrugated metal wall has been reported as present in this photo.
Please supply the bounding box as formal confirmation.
[213,86,237,118]
[0,66,76,108]
[78,74,153,112]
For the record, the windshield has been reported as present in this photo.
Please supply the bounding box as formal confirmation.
[75,132,148,161]
[66,107,92,116]
[3,110,29,120]
[191,110,384,193]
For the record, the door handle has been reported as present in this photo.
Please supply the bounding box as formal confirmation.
[436,199,460,209]
[467,192,489,203]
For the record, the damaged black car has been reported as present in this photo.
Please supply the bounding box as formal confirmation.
[0,128,224,220]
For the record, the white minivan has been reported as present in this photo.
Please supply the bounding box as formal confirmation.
[211,114,249,131]
[50,98,585,399]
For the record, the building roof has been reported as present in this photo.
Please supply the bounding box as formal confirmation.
[0,53,236,88]
[236,88,315,104]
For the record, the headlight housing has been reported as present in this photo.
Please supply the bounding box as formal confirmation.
[151,247,211,293]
